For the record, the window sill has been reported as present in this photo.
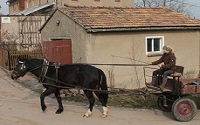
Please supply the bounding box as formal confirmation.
[147,52,163,57]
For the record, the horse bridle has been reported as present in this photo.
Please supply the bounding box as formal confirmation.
[14,58,61,85]
[13,59,45,77]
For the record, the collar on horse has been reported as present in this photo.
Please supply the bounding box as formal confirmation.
[39,58,61,84]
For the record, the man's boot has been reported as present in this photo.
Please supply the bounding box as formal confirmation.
[159,77,168,91]
[146,76,157,86]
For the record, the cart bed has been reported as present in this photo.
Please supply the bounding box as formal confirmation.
[163,78,200,94]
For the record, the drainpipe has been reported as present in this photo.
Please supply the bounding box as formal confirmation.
[6,1,10,15]
[199,29,200,77]
[0,16,1,43]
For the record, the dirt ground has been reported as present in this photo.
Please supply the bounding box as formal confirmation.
[0,68,200,125]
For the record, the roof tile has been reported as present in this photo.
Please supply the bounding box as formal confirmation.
[60,5,200,29]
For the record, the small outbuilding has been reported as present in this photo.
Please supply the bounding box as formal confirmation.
[39,4,200,89]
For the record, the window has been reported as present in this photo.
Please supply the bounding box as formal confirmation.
[31,0,34,7]
[38,0,41,5]
[115,0,121,2]
[146,36,164,56]
[25,0,28,9]
[94,0,100,2]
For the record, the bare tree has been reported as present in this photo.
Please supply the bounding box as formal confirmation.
[135,0,191,16]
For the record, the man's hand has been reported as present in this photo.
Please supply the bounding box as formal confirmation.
[158,63,164,68]
[148,62,153,65]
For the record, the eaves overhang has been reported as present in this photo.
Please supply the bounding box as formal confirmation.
[85,26,200,33]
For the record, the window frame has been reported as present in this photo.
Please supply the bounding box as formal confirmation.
[145,36,164,56]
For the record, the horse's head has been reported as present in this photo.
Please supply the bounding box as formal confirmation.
[11,58,30,80]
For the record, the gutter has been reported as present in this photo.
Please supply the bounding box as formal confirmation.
[86,26,200,33]
[199,30,200,78]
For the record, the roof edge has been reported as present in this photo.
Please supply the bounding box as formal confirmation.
[86,26,200,33]
[13,1,56,15]
[38,9,58,32]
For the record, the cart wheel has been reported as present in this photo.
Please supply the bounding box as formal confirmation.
[157,96,173,112]
[172,98,197,122]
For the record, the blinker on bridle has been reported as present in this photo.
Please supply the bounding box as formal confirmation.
[14,61,43,75]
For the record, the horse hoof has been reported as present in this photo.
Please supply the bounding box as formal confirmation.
[102,113,108,118]
[102,111,108,118]
[83,109,92,118]
[83,114,91,118]
[42,105,46,112]
[42,110,47,113]
[55,109,63,114]
[102,107,108,118]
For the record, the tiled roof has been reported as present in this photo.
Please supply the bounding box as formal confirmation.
[59,5,200,31]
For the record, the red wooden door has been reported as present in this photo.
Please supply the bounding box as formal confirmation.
[42,40,72,64]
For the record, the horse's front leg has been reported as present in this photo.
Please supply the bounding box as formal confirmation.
[40,88,54,112]
[54,89,64,114]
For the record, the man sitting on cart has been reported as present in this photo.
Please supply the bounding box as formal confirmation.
[149,45,176,91]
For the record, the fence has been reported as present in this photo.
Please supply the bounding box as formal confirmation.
[0,45,43,71]
[0,16,45,71]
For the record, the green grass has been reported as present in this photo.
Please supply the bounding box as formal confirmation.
[62,90,200,110]
[108,94,156,108]
[62,91,158,109]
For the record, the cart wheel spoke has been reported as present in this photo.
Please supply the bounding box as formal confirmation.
[157,93,177,112]
[157,96,172,112]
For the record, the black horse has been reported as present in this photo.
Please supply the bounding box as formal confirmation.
[11,58,108,118]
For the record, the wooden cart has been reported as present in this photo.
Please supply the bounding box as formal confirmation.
[144,66,199,122]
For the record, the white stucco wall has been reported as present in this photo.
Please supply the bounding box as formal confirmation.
[85,30,200,89]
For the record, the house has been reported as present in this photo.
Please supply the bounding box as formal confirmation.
[40,5,200,89]
[2,0,134,70]
[8,0,56,15]
[0,15,47,70]
[8,0,134,15]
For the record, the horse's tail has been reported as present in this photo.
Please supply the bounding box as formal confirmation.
[98,69,108,104]
[98,69,108,91]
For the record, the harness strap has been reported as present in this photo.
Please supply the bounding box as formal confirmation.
[39,58,49,82]
[54,62,61,84]
[38,59,61,84]
[41,75,109,93]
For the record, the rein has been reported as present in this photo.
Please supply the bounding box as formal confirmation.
[40,75,109,93]
[32,59,108,93]
[24,59,150,94]
[29,66,43,72]
[38,76,146,95]
[13,58,151,95]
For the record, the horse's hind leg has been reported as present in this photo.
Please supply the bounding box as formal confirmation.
[94,92,108,118]
[54,89,64,114]
[83,90,95,118]
[40,88,54,112]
